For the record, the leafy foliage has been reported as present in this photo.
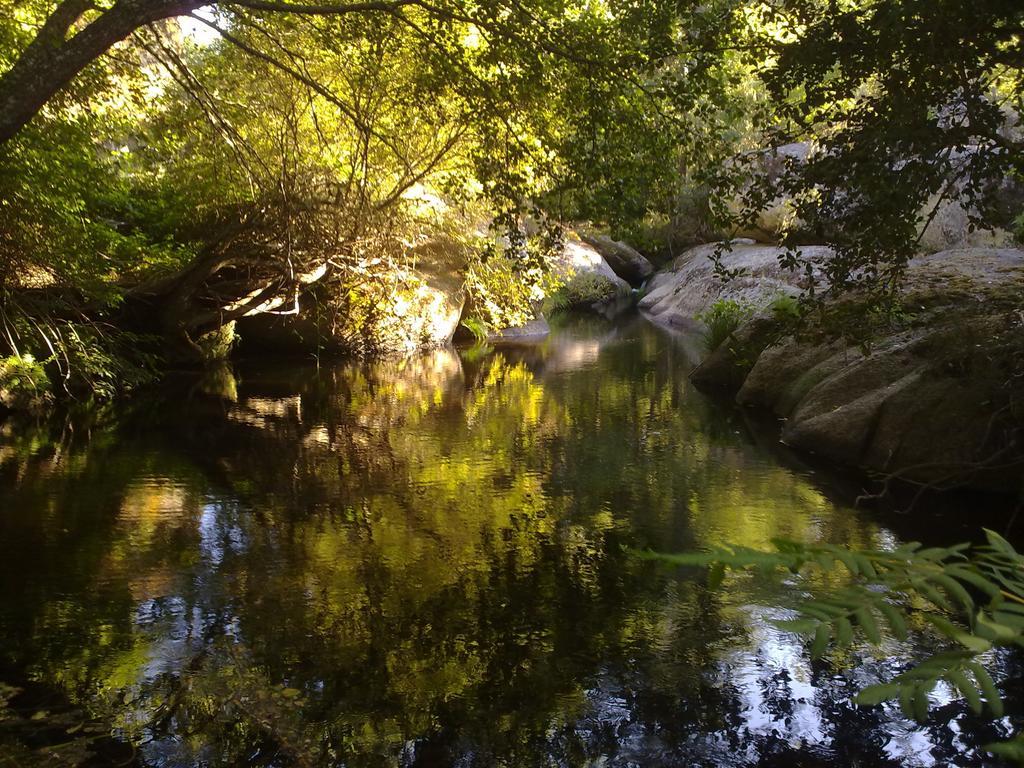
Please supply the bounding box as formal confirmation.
[0,354,50,409]
[696,298,754,352]
[646,528,1024,760]
[709,0,1024,299]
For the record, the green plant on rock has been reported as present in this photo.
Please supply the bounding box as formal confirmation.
[543,272,625,315]
[696,298,754,353]
[0,354,51,409]
[643,528,1024,763]
[768,293,803,326]
[460,316,490,343]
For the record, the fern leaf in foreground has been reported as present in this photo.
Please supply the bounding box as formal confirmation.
[641,529,1024,760]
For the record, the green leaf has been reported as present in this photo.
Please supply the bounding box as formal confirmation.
[773,618,818,634]
[913,579,951,611]
[991,609,1024,630]
[805,599,847,618]
[944,566,1002,600]
[854,605,881,644]
[834,550,859,576]
[945,668,982,715]
[810,622,830,659]
[923,613,961,640]
[984,529,1017,557]
[976,612,1017,643]
[898,684,916,721]
[855,682,900,706]
[835,616,854,647]
[876,601,908,641]
[814,552,836,572]
[953,633,992,653]
[985,739,1024,761]
[968,662,1004,718]
[853,554,877,579]
[801,604,834,622]
[707,561,726,590]
[930,574,974,616]
[912,684,931,723]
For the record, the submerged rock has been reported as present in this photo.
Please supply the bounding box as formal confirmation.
[658,246,1024,492]
[487,316,551,344]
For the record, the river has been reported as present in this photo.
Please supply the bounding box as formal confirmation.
[0,313,1016,766]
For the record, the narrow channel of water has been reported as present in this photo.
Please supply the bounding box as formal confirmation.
[0,313,1016,766]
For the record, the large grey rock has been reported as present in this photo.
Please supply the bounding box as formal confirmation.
[487,316,550,344]
[639,241,831,328]
[550,235,633,318]
[916,148,1023,253]
[579,233,655,286]
[691,247,1024,492]
[727,141,1023,251]
[726,143,810,243]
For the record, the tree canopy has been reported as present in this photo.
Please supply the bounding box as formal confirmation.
[0,0,1022,396]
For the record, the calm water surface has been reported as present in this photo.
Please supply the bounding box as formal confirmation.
[0,315,1017,766]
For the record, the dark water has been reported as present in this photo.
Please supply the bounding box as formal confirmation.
[0,315,1017,767]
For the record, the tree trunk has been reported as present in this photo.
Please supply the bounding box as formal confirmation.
[0,0,204,145]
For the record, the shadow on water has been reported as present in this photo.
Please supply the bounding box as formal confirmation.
[0,312,1020,766]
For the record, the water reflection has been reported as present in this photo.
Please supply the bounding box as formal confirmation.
[0,315,1016,766]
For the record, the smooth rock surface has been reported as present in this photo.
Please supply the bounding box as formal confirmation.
[487,316,551,344]
[552,236,633,318]
[638,242,831,328]
[678,247,1024,492]
[580,233,656,286]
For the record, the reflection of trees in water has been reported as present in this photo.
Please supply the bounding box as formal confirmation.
[0,320,1008,765]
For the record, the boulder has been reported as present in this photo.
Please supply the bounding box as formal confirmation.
[916,148,1024,253]
[487,316,550,344]
[638,241,831,328]
[689,315,780,392]
[726,142,1024,251]
[917,192,1017,254]
[579,233,655,286]
[686,247,1024,492]
[550,235,633,318]
[726,143,810,243]
[239,236,467,356]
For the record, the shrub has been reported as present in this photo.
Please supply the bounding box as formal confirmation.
[649,530,1024,761]
[460,316,489,342]
[696,298,753,352]
[0,354,51,409]
[769,293,802,325]
[543,272,623,315]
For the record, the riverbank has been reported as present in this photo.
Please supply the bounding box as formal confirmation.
[638,242,1024,496]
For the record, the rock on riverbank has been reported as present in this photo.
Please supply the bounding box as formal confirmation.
[642,244,1024,493]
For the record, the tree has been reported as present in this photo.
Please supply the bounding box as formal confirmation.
[0,0,687,386]
[711,0,1024,295]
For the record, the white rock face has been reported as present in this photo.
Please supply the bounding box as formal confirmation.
[548,235,633,318]
[638,242,832,327]
[917,192,1017,253]
[727,142,1022,252]
[552,236,632,292]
